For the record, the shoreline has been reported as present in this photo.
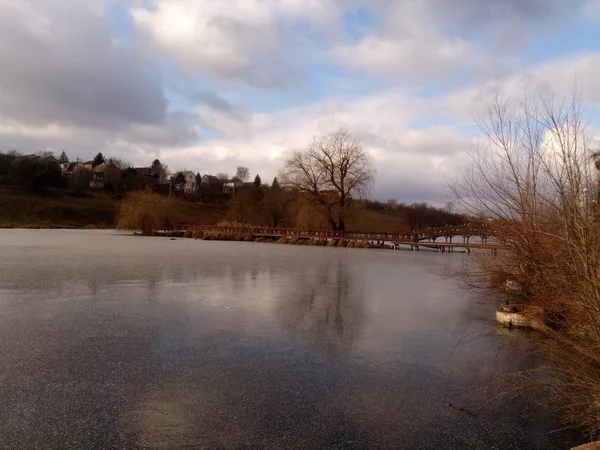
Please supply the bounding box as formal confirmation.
[176,229,393,249]
[0,224,113,230]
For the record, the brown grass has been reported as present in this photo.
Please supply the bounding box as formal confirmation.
[0,186,118,228]
[116,188,173,235]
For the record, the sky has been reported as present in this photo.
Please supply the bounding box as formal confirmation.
[0,0,599,203]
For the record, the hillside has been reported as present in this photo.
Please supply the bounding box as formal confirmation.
[0,187,420,232]
[0,187,228,229]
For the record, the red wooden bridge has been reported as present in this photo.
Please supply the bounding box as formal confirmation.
[167,223,505,252]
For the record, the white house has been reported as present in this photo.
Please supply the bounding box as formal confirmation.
[174,170,197,193]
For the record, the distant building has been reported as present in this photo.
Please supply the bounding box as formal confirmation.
[223,179,244,195]
[173,170,197,193]
[90,163,119,189]
[199,175,222,194]
[61,162,85,176]
[83,160,94,171]
[134,167,154,177]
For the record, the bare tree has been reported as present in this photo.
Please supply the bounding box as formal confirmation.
[452,88,600,433]
[236,166,250,182]
[108,157,131,170]
[216,172,229,182]
[36,150,54,158]
[279,128,374,230]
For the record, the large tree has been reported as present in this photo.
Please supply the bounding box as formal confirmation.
[279,128,374,230]
[92,152,106,168]
[172,172,186,191]
[58,151,69,164]
[10,155,63,191]
[236,166,250,182]
[0,150,20,177]
[266,177,284,226]
[151,159,169,183]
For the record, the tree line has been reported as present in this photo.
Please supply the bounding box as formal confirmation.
[1,129,465,232]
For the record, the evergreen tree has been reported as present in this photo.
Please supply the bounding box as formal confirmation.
[195,173,202,192]
[58,151,69,164]
[266,177,283,226]
[151,159,169,183]
[92,152,106,168]
[254,174,261,187]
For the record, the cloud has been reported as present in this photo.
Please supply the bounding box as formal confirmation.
[585,0,600,18]
[154,49,600,203]
[439,52,600,122]
[333,35,491,82]
[153,90,474,203]
[0,1,165,129]
[0,0,202,160]
[131,0,344,89]
[333,0,585,81]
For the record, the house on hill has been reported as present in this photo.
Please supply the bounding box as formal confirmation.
[90,163,119,189]
[173,170,197,193]
[199,175,222,193]
[134,167,154,177]
[223,179,244,195]
[62,162,85,176]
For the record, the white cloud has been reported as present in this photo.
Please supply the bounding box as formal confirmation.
[153,90,472,202]
[333,35,487,81]
[584,0,600,18]
[152,49,600,202]
[332,0,582,82]
[438,51,600,123]
[131,0,344,88]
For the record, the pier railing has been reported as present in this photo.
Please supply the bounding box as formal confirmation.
[173,223,493,243]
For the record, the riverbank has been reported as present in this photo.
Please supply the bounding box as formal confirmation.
[1,186,418,232]
[179,228,392,249]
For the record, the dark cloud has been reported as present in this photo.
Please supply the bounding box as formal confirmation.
[375,0,583,45]
[0,1,204,160]
[439,0,574,23]
[419,0,580,30]
[0,3,167,130]
[193,92,237,115]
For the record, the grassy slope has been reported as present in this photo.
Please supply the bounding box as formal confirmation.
[0,187,409,231]
[0,187,119,228]
[0,187,229,229]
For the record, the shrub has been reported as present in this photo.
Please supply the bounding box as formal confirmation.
[116,188,172,235]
